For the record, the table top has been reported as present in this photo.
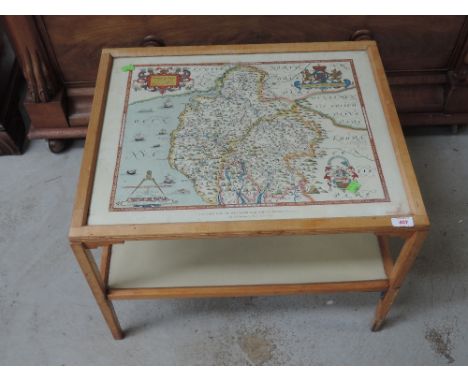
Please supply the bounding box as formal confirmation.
[70,42,429,242]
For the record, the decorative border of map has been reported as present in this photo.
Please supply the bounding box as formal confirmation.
[108,59,390,212]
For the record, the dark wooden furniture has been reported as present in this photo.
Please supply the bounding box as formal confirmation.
[0,27,26,155]
[2,16,468,153]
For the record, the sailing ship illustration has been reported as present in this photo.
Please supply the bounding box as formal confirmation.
[163,99,173,108]
[163,175,175,185]
[134,133,145,141]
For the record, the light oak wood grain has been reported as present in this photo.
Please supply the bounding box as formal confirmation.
[71,243,123,339]
[367,45,429,223]
[372,230,428,331]
[99,245,112,288]
[70,52,112,228]
[108,280,389,300]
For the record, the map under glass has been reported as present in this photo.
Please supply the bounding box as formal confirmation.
[109,58,390,212]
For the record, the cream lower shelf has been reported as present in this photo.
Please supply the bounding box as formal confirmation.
[108,233,387,289]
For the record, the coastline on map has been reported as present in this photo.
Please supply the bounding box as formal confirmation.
[113,93,209,209]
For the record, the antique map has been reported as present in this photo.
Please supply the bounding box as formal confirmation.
[89,51,409,224]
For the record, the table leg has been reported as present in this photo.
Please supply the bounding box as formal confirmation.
[71,243,124,339]
[372,230,428,331]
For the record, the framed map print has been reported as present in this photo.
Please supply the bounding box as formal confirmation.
[87,44,412,225]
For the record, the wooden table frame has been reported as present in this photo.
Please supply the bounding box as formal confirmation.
[68,41,429,340]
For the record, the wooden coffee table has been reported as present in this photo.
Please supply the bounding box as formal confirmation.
[69,41,429,339]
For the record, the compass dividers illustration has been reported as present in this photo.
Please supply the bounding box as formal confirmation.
[69,42,429,340]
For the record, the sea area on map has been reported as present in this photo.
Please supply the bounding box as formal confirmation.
[112,92,212,208]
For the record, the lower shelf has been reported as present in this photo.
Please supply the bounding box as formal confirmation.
[108,234,387,290]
